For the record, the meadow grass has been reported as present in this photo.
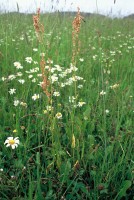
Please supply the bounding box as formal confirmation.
[0,11,134,200]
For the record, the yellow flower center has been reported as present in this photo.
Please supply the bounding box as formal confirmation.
[9,139,15,145]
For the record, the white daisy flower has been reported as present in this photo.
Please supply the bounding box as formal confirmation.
[4,137,20,149]
[53,91,60,97]
[1,77,6,81]
[79,58,84,62]
[100,90,106,95]
[77,101,86,107]
[46,105,53,111]
[55,112,62,119]
[9,88,16,95]
[32,94,40,101]
[18,79,25,84]
[25,57,32,63]
[13,62,23,69]
[105,109,110,114]
[14,100,20,106]
[33,48,38,52]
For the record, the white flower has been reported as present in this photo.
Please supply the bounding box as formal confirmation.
[60,83,65,87]
[53,91,60,96]
[93,55,97,60]
[13,62,23,69]
[38,82,44,87]
[18,79,25,84]
[55,112,62,119]
[105,109,110,114]
[46,105,53,111]
[110,84,119,89]
[100,90,106,95]
[8,75,16,80]
[70,64,78,71]
[79,58,84,62]
[33,48,38,52]
[45,65,50,70]
[69,96,76,103]
[20,37,24,40]
[25,57,32,63]
[28,75,33,79]
[1,77,6,81]
[14,100,20,106]
[9,88,16,95]
[4,137,19,149]
[32,94,40,100]
[34,61,38,64]
[16,72,23,77]
[77,101,86,107]
[78,85,83,89]
[20,102,27,107]
[40,53,45,57]
[32,78,36,83]
[47,59,53,64]
[50,75,58,83]
[54,65,62,71]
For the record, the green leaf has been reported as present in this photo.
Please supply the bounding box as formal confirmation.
[117,180,131,199]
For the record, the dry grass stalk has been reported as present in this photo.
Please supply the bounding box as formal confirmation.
[72,7,84,64]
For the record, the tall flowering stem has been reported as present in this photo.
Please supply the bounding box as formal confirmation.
[40,55,51,99]
[33,9,50,99]
[33,8,44,42]
[72,7,84,65]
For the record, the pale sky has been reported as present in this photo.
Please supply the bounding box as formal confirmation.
[0,0,134,17]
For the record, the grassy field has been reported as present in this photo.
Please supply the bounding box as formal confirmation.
[0,10,134,200]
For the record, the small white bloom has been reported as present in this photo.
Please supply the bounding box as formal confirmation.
[54,65,62,71]
[14,100,20,106]
[25,57,32,63]
[16,72,23,77]
[8,75,16,80]
[40,53,45,57]
[53,91,60,97]
[47,59,53,64]
[32,94,40,101]
[78,85,83,89]
[33,48,38,52]
[105,109,110,114]
[4,137,20,149]
[79,58,84,62]
[14,62,23,69]
[60,83,65,87]
[32,78,36,83]
[28,75,33,79]
[1,77,6,81]
[20,102,27,107]
[110,84,119,89]
[69,96,76,103]
[55,112,62,119]
[46,105,53,111]
[100,90,106,95]
[45,65,50,70]
[34,61,38,64]
[9,88,16,95]
[18,79,25,84]
[77,101,86,107]
[20,37,24,40]
[50,75,58,83]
